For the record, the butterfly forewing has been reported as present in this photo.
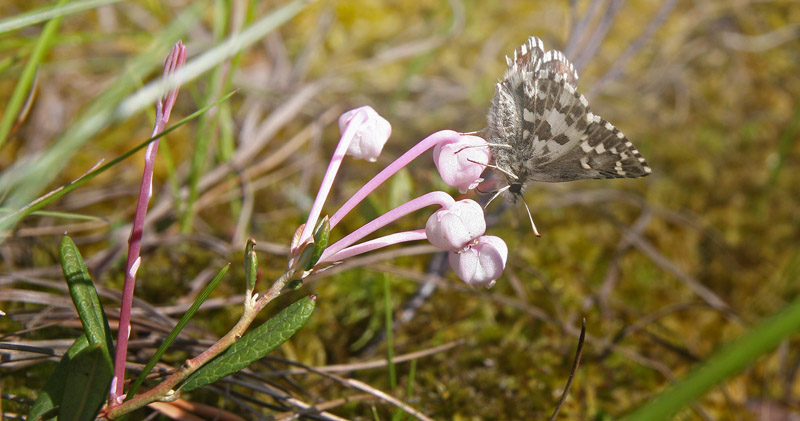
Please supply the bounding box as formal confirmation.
[541,49,578,89]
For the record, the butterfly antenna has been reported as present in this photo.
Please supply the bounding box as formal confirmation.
[460,129,482,136]
[521,198,541,237]
[484,185,510,208]
[477,161,519,181]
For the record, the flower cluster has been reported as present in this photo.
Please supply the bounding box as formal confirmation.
[288,106,508,288]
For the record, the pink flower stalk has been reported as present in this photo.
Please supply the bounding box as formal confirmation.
[293,106,390,267]
[328,130,484,230]
[110,40,186,405]
[319,191,456,262]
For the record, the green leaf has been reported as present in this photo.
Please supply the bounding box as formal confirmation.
[125,263,230,401]
[59,236,114,356]
[28,335,89,421]
[59,343,114,421]
[181,295,316,391]
[308,216,330,270]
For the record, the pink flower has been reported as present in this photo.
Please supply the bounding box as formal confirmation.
[338,106,391,162]
[433,134,490,193]
[448,236,508,288]
[289,110,508,286]
[425,199,486,250]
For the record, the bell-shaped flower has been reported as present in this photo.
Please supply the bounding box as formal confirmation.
[338,106,391,162]
[448,235,508,288]
[433,134,490,193]
[425,199,486,250]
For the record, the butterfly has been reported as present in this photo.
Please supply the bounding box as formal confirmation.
[487,36,651,192]
[484,36,651,234]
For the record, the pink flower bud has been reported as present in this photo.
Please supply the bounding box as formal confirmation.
[338,106,391,162]
[425,199,486,250]
[433,134,490,193]
[448,235,508,288]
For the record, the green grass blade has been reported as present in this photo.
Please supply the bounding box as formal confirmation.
[622,293,800,420]
[0,208,106,222]
[384,275,397,390]
[125,263,230,401]
[28,335,89,421]
[179,0,231,233]
[0,3,204,229]
[58,343,114,421]
[59,235,114,356]
[0,0,69,150]
[766,102,800,188]
[0,0,122,34]
[0,90,236,233]
[116,0,309,121]
[181,295,317,392]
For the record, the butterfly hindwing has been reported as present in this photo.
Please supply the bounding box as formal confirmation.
[523,71,651,181]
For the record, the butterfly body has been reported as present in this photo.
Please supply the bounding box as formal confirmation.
[487,37,651,198]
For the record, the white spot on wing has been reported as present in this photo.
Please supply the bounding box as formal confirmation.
[580,157,591,169]
[523,108,536,122]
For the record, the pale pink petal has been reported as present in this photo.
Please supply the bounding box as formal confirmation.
[433,134,490,193]
[448,235,508,288]
[338,106,391,162]
[425,199,486,250]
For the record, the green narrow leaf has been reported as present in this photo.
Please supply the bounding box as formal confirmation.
[59,236,114,356]
[59,343,114,421]
[0,209,106,222]
[181,295,317,391]
[308,216,330,269]
[28,335,89,421]
[125,263,230,401]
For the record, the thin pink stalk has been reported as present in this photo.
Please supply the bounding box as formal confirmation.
[110,41,186,404]
[327,229,428,261]
[329,130,460,229]
[297,110,368,247]
[320,191,454,262]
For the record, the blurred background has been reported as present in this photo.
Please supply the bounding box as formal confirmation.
[1,0,799,419]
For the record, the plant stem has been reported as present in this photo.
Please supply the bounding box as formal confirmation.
[110,41,186,404]
[105,268,297,418]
